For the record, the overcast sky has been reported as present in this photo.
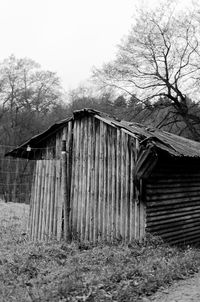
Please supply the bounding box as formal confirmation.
[0,0,192,91]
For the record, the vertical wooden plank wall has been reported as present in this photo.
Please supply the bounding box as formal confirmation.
[29,115,144,242]
[29,122,73,241]
[29,159,60,240]
[70,116,144,242]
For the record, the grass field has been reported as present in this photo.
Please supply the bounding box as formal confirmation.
[1,201,200,302]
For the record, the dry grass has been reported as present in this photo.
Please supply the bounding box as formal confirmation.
[0,201,29,248]
[0,201,200,302]
[0,200,29,226]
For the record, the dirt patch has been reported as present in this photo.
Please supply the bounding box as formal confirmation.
[142,272,200,302]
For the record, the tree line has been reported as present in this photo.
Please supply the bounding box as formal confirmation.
[2,0,200,203]
[1,1,200,149]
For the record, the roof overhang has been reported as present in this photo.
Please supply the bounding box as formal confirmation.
[5,108,200,160]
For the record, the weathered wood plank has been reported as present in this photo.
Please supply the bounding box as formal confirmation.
[150,221,200,236]
[28,164,34,239]
[169,232,200,244]
[146,186,200,195]
[38,161,45,240]
[56,159,62,240]
[120,131,125,240]
[147,204,200,217]
[67,121,73,236]
[124,134,129,242]
[48,160,55,239]
[42,161,49,240]
[103,122,107,241]
[162,228,200,241]
[31,162,39,240]
[146,192,200,204]
[30,163,37,240]
[147,212,200,226]
[61,137,70,241]
[147,208,200,222]
[129,145,135,241]
[146,200,200,212]
[89,117,95,242]
[81,118,87,241]
[107,126,111,242]
[146,182,200,190]
[43,160,51,240]
[147,196,200,208]
[51,160,57,238]
[45,161,52,240]
[33,161,39,240]
[98,121,104,241]
[115,128,120,239]
[147,216,200,230]
[71,120,78,237]
[148,175,200,182]
[111,128,116,241]
[85,118,91,241]
[78,119,84,240]
[94,120,100,242]
[75,120,81,238]
[139,180,146,239]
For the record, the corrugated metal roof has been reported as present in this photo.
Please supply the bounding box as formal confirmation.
[5,108,200,158]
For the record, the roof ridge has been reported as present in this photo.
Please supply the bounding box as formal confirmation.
[5,108,200,159]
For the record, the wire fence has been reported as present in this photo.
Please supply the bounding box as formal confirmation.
[0,145,35,204]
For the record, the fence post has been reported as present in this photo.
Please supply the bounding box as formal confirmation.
[61,140,71,241]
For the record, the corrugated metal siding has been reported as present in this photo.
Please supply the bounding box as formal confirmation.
[70,116,144,242]
[145,158,200,244]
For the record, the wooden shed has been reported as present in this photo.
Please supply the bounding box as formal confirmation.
[6,108,200,244]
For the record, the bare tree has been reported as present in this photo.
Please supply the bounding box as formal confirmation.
[0,55,62,114]
[0,55,63,145]
[93,1,200,140]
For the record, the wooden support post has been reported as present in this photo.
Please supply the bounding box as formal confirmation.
[61,140,71,241]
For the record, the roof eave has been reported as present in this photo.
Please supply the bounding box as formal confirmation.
[5,117,72,158]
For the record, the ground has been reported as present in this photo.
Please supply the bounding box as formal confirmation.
[1,200,200,302]
[143,272,200,302]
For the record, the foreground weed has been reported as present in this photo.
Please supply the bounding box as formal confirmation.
[1,203,200,301]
